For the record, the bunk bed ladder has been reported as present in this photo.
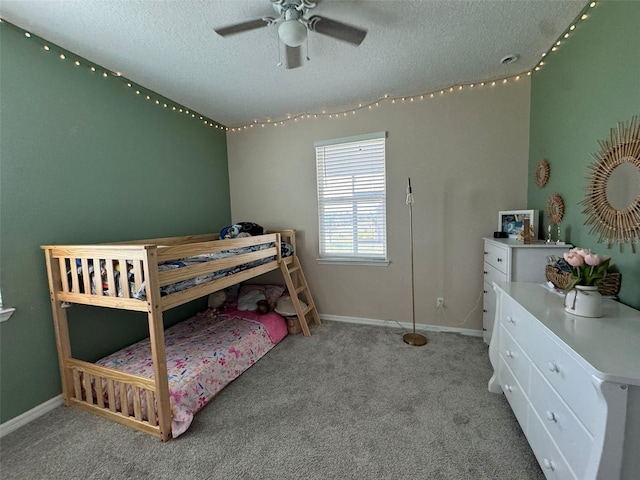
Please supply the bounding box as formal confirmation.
[280,256,320,337]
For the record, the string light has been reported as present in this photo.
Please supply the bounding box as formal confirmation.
[2,1,597,134]
[2,18,226,131]
[228,1,597,132]
[533,0,595,74]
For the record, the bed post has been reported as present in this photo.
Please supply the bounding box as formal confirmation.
[142,246,172,441]
[43,248,75,405]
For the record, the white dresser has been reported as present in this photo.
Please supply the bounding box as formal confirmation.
[488,282,640,479]
[482,238,569,344]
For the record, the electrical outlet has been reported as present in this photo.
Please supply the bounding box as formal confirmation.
[436,297,444,308]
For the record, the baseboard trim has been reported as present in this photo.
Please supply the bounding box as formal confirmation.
[319,314,483,338]
[0,394,64,438]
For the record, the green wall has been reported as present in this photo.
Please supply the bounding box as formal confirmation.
[0,23,231,422]
[528,0,640,308]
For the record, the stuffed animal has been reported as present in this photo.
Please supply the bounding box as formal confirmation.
[237,290,266,311]
[256,299,271,314]
[207,290,226,309]
[220,222,265,239]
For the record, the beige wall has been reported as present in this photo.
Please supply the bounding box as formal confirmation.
[226,78,531,333]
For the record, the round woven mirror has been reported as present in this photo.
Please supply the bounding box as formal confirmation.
[547,193,565,224]
[581,116,640,252]
[535,159,550,188]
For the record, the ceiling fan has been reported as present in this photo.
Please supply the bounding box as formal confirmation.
[214,0,367,69]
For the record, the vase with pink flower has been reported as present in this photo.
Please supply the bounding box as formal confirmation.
[561,247,612,317]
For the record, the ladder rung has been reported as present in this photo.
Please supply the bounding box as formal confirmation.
[288,266,300,274]
[302,305,314,316]
[295,285,306,294]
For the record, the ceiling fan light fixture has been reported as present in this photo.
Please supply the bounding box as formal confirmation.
[278,19,307,47]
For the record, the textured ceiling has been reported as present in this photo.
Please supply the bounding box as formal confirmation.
[0,0,588,127]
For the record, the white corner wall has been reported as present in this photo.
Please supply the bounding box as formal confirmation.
[226,79,531,332]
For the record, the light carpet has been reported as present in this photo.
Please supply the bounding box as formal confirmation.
[0,321,544,479]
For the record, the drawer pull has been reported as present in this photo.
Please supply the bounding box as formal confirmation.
[483,271,488,275]
[497,258,503,262]
[543,459,555,471]
[548,362,559,373]
[506,316,514,323]
[504,384,513,393]
[483,290,488,294]
[483,309,488,313]
[505,350,514,358]
[546,411,557,422]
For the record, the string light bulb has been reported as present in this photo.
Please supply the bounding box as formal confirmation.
[6,17,224,130]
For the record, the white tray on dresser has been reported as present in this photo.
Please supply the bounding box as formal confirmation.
[488,282,640,480]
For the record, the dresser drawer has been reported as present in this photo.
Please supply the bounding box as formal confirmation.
[527,405,577,480]
[483,262,507,289]
[498,356,528,431]
[499,325,530,389]
[527,327,599,435]
[529,367,593,479]
[484,242,509,274]
[499,295,535,351]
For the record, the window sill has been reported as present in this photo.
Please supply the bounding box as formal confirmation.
[0,307,16,323]
[316,258,389,267]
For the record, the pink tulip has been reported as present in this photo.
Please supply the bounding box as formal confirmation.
[584,252,605,266]
[564,251,585,267]
[570,247,590,258]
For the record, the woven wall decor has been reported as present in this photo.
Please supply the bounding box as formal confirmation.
[547,192,565,224]
[580,116,640,252]
[535,158,550,188]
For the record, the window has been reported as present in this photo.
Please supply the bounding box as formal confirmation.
[315,131,387,264]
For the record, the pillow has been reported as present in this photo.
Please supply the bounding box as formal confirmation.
[238,284,285,308]
[275,295,307,317]
[237,290,266,311]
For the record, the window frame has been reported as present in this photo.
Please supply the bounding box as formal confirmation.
[314,131,388,266]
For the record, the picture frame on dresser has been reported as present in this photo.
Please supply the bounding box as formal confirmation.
[498,210,539,239]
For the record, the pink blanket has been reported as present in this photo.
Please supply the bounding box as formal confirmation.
[221,307,288,344]
[96,309,287,437]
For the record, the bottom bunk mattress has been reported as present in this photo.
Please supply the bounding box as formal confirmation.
[95,308,288,437]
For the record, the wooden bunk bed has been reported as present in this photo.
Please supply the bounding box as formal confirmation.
[41,230,320,441]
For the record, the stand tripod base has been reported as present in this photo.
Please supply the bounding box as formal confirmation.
[403,332,428,346]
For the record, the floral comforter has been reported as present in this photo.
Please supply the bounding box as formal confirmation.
[96,309,288,438]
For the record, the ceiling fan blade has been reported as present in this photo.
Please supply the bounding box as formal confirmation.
[214,18,270,37]
[308,15,367,45]
[285,45,303,69]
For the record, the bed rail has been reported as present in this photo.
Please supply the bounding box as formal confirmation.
[41,232,290,312]
[67,359,163,437]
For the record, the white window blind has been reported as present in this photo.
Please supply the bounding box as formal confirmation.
[315,132,387,262]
